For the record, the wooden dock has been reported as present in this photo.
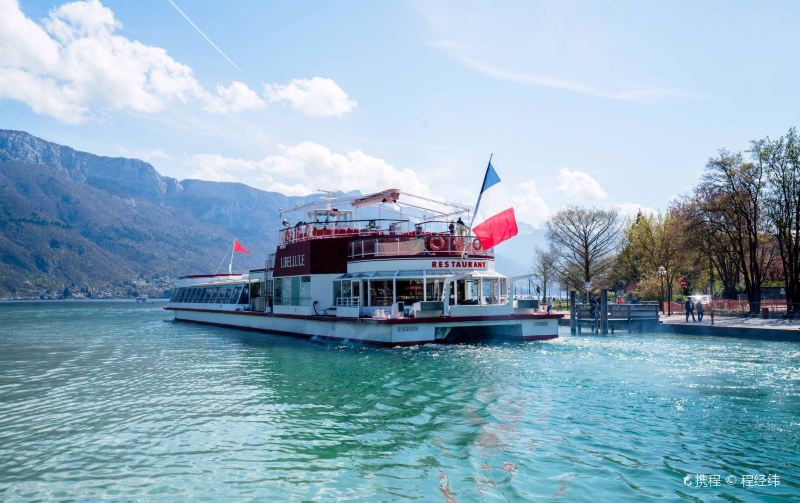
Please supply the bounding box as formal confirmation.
[571,303,660,333]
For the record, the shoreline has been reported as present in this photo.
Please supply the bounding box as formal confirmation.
[557,313,800,342]
[0,298,170,303]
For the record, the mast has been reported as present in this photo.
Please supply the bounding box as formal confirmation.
[228,238,234,274]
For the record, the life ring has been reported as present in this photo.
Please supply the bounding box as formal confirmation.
[283,229,291,242]
[472,239,483,251]
[429,236,446,251]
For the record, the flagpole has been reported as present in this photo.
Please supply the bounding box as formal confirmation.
[463,153,493,259]
[467,153,493,234]
[228,238,235,274]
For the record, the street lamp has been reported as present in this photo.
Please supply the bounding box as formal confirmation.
[657,266,667,315]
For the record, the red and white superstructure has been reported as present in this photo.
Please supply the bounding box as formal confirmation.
[165,188,561,345]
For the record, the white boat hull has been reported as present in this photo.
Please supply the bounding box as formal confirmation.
[166,307,560,346]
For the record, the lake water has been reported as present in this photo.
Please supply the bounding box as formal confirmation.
[0,301,798,501]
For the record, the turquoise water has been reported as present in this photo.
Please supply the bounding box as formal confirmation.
[0,302,798,502]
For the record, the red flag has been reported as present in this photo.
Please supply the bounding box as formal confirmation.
[233,239,250,254]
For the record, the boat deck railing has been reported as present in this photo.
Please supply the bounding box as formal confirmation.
[348,234,493,259]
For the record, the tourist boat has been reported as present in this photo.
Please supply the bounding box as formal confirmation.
[164,187,562,345]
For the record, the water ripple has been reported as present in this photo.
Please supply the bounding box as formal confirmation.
[0,301,798,501]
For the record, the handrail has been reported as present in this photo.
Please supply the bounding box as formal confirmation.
[348,234,493,259]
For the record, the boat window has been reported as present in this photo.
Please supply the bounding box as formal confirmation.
[425,269,453,278]
[396,270,424,277]
[396,279,424,304]
[455,279,479,305]
[425,279,443,301]
[368,279,392,306]
[333,279,360,307]
[274,276,312,306]
[481,278,498,305]
[465,279,480,304]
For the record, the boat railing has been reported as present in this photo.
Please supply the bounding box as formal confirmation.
[336,297,361,307]
[349,234,493,259]
[279,219,405,245]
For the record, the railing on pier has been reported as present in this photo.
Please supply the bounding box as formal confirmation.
[574,302,659,334]
[665,299,799,318]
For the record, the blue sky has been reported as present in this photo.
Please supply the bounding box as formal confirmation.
[2,0,799,228]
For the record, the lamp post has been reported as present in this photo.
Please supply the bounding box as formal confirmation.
[657,266,667,315]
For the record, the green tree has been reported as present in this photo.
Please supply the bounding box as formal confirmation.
[624,209,694,311]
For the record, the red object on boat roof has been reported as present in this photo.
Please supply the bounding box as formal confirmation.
[233,239,250,254]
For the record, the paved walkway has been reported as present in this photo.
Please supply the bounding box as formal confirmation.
[660,314,799,341]
[661,314,800,331]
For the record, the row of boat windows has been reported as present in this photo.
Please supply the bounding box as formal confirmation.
[334,277,509,306]
[171,284,249,304]
[273,275,312,306]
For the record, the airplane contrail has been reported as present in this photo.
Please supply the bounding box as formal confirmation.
[166,0,243,73]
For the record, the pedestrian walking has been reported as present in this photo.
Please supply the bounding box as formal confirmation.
[684,298,696,322]
[696,301,704,322]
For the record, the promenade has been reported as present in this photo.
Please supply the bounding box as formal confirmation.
[557,311,800,341]
[660,314,800,341]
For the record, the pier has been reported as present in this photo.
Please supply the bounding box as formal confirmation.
[568,290,660,334]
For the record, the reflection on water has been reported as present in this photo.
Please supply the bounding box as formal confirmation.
[0,301,798,501]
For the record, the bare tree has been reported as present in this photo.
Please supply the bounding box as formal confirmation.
[682,197,741,299]
[546,207,622,297]
[756,128,800,316]
[531,246,558,301]
[696,150,775,314]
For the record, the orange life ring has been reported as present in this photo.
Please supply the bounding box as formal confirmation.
[472,239,483,251]
[429,236,446,251]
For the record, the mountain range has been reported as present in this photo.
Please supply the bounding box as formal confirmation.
[0,130,539,298]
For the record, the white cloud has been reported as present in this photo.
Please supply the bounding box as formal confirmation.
[186,142,431,197]
[439,44,682,102]
[0,0,263,123]
[264,77,357,117]
[512,179,551,228]
[614,202,657,219]
[554,168,608,200]
[203,82,265,113]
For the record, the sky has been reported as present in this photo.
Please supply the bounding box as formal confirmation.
[2,0,799,229]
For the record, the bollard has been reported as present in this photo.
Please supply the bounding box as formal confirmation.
[600,289,608,334]
[570,291,576,334]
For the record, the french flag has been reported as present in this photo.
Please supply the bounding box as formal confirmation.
[471,161,518,249]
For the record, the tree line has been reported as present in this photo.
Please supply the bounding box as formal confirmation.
[531,127,800,316]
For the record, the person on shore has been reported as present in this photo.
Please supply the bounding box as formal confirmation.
[696,301,704,322]
[546,298,553,314]
[684,298,696,322]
